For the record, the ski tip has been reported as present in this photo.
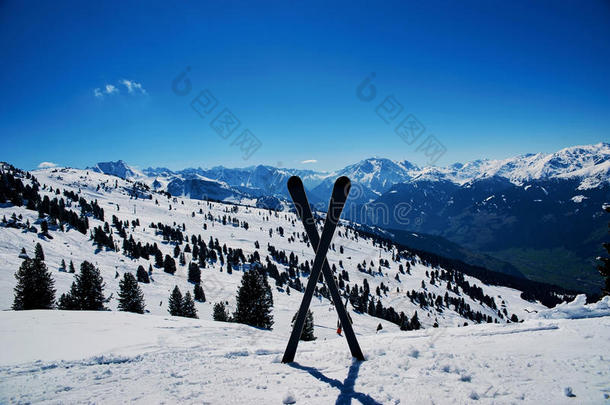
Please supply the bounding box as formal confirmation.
[287,176,303,190]
[335,176,351,194]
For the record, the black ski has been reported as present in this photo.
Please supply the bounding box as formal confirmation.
[281,176,365,363]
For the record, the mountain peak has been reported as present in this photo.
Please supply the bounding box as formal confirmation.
[88,160,141,180]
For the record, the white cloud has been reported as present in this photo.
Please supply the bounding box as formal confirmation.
[94,79,147,99]
[105,84,118,95]
[38,162,58,169]
[301,159,317,164]
[120,79,147,95]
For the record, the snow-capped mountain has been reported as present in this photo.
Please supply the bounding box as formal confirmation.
[91,143,610,197]
[436,142,610,188]
[87,160,144,180]
[74,142,609,294]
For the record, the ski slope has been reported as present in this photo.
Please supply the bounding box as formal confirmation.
[0,310,608,404]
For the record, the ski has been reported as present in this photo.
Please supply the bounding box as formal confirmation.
[281,176,365,363]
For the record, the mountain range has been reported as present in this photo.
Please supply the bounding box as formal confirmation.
[87,143,610,293]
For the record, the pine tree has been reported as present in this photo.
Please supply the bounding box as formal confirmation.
[168,286,183,316]
[213,302,230,322]
[155,250,164,268]
[233,270,274,329]
[291,309,315,341]
[410,311,421,330]
[164,255,176,274]
[194,284,206,302]
[58,261,106,310]
[34,242,45,261]
[598,206,610,297]
[69,260,75,273]
[12,258,56,310]
[181,292,198,319]
[117,272,145,314]
[136,265,150,283]
[188,262,201,284]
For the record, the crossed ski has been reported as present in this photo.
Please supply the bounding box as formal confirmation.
[282,176,365,363]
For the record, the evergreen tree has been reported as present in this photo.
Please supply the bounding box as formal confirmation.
[136,265,150,283]
[598,205,610,297]
[69,260,75,273]
[58,261,106,310]
[154,250,164,268]
[233,270,274,329]
[164,255,176,274]
[188,262,201,284]
[213,302,230,322]
[34,242,44,261]
[410,311,421,330]
[12,258,56,310]
[181,292,198,319]
[117,272,145,314]
[194,284,206,302]
[291,309,316,341]
[168,286,183,316]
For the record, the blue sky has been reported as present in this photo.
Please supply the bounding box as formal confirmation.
[1,0,609,171]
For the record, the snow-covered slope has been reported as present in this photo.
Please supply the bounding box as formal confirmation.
[0,309,608,404]
[1,166,546,328]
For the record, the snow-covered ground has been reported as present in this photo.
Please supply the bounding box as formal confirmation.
[0,310,608,404]
[1,165,609,404]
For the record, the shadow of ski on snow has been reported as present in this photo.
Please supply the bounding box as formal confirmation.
[288,359,382,405]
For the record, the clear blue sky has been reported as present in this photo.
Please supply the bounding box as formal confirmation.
[1,0,609,171]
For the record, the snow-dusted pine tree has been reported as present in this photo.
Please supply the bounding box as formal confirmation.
[213,302,230,321]
[117,272,145,314]
[291,309,316,341]
[12,257,55,310]
[58,261,106,310]
[188,262,200,284]
[136,265,150,283]
[181,292,198,319]
[233,270,274,329]
[194,284,206,302]
[168,286,183,316]
[34,242,44,261]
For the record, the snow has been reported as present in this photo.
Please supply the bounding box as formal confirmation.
[571,195,589,203]
[0,310,608,404]
[537,294,610,320]
[1,165,609,403]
